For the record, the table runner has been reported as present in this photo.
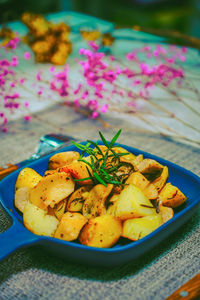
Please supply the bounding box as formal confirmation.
[0,103,199,300]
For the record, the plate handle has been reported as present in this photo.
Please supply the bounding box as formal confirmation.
[0,219,40,260]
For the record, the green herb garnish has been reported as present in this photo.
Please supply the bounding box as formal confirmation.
[72,129,132,187]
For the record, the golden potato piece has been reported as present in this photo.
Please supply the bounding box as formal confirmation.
[120,154,143,170]
[108,193,119,204]
[132,154,143,166]
[114,184,157,220]
[53,199,67,220]
[60,161,93,185]
[122,215,162,241]
[112,146,136,161]
[126,172,158,199]
[106,202,118,216]
[54,212,87,241]
[14,187,29,213]
[135,159,163,181]
[48,151,80,170]
[67,186,91,212]
[82,184,113,218]
[159,182,186,208]
[159,204,174,223]
[144,184,158,200]
[30,172,75,209]
[44,169,58,176]
[126,172,149,189]
[23,201,59,237]
[79,215,122,248]
[152,166,169,192]
[15,167,42,191]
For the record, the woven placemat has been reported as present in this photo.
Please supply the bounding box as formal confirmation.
[0,104,199,300]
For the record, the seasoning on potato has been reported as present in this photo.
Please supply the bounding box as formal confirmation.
[14,130,187,248]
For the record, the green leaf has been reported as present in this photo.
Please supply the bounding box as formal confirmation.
[88,140,105,157]
[93,172,107,186]
[74,177,92,182]
[79,158,92,168]
[72,141,86,151]
[109,129,122,148]
[99,131,110,148]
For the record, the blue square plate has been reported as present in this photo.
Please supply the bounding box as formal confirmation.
[0,141,199,267]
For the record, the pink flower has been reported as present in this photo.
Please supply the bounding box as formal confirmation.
[89,41,99,51]
[73,83,82,95]
[166,58,175,64]
[81,90,89,99]
[24,52,31,60]
[133,79,141,85]
[153,50,159,57]
[3,117,8,124]
[74,98,80,107]
[11,56,19,67]
[181,47,187,53]
[19,78,25,84]
[122,68,134,78]
[49,66,55,73]
[37,89,43,95]
[179,55,186,62]
[2,126,8,133]
[100,104,108,113]
[91,111,99,119]
[126,51,137,61]
[5,37,20,50]
[36,71,42,81]
[10,82,16,87]
[24,115,32,122]
[109,55,115,61]
[87,99,98,110]
[95,91,103,98]
[102,70,116,83]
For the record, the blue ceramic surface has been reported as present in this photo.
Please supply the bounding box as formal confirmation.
[0,142,200,267]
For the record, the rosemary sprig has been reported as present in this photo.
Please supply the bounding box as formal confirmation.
[72,129,131,187]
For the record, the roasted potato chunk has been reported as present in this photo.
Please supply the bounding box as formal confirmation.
[54,212,87,241]
[159,182,186,208]
[15,167,42,191]
[53,199,67,220]
[106,202,118,216]
[44,169,58,176]
[114,184,157,220]
[67,186,91,212]
[126,172,158,200]
[152,166,169,192]
[159,204,174,223]
[48,151,80,170]
[112,146,136,161]
[30,172,75,209]
[23,201,59,237]
[82,184,113,218]
[122,215,162,241]
[79,215,122,248]
[14,187,29,213]
[60,161,93,185]
[135,159,163,181]
[14,168,42,212]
